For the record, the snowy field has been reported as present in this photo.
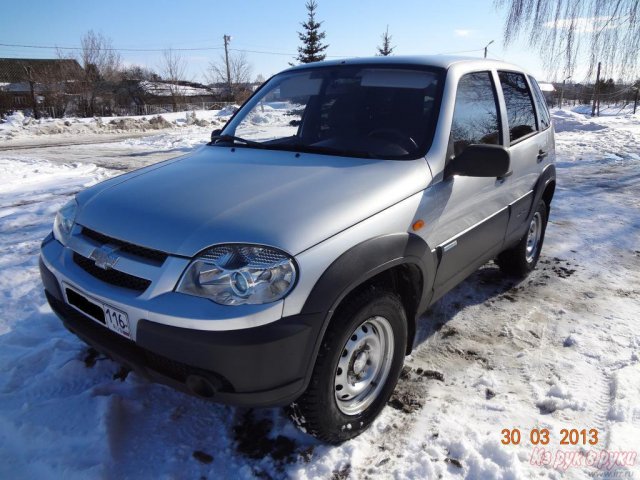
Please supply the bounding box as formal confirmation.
[0,106,638,479]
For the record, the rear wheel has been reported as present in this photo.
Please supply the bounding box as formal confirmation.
[496,199,548,277]
[288,287,407,443]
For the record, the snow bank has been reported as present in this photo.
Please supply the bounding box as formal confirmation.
[217,105,240,116]
[552,109,609,133]
[0,109,230,141]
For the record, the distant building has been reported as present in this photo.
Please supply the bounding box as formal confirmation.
[113,80,260,114]
[537,82,556,104]
[114,80,219,112]
[139,80,217,104]
[0,58,84,114]
[207,82,263,100]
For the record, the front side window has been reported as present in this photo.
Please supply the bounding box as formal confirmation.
[450,71,500,157]
[498,71,538,142]
[219,66,444,159]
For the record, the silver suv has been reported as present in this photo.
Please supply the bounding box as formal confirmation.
[40,56,555,443]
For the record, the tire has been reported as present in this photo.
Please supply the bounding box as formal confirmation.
[288,287,407,444]
[496,199,548,277]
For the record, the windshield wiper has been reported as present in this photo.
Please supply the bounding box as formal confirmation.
[282,143,375,159]
[210,134,267,148]
[210,135,375,158]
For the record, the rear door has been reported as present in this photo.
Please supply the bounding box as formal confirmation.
[528,75,555,165]
[495,71,549,239]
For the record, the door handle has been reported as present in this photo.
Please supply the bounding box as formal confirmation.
[537,149,548,163]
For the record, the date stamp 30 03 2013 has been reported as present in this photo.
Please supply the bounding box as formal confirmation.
[500,428,637,473]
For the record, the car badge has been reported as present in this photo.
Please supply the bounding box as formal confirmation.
[89,245,120,270]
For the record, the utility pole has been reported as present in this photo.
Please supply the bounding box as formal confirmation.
[223,34,232,98]
[484,40,494,59]
[591,61,601,117]
[559,76,571,110]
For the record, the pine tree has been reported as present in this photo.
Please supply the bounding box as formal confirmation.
[294,0,329,64]
[377,26,395,56]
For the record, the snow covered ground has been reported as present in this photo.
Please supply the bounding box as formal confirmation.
[0,106,638,479]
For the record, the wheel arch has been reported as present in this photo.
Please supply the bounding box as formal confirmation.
[301,233,436,361]
[541,178,556,217]
[531,163,556,218]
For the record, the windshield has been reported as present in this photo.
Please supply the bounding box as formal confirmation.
[218,65,444,159]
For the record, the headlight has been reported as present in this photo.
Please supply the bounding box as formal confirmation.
[53,198,77,245]
[176,244,297,305]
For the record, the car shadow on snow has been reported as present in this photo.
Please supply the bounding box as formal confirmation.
[412,262,522,349]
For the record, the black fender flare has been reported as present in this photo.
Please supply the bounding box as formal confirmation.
[297,233,437,391]
[504,163,556,249]
[300,232,436,317]
[530,163,556,218]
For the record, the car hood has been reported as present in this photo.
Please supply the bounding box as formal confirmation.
[75,146,431,257]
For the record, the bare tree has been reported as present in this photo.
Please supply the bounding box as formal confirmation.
[160,49,188,111]
[117,64,161,109]
[22,64,42,119]
[37,61,82,118]
[121,64,161,82]
[69,30,122,116]
[496,0,640,79]
[207,51,253,100]
[377,26,395,56]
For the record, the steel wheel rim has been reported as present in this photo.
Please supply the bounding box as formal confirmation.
[334,316,394,416]
[525,212,542,263]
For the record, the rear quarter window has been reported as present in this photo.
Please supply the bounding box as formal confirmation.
[528,76,551,130]
[498,71,538,143]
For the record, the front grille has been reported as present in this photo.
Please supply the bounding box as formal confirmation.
[73,252,151,292]
[81,227,168,264]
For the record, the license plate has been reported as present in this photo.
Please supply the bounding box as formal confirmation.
[103,304,130,338]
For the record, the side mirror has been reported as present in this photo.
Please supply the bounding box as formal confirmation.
[445,144,511,178]
[210,128,222,143]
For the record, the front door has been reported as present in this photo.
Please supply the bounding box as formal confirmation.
[419,71,510,296]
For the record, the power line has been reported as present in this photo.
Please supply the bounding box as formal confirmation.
[0,42,225,52]
[0,41,346,58]
[594,85,635,97]
[0,41,487,59]
[228,47,300,57]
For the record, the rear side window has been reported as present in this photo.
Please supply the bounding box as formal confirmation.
[450,71,500,157]
[498,71,537,142]
[528,76,551,130]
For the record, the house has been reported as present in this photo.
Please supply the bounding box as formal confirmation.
[113,79,220,114]
[0,58,84,116]
[208,81,263,99]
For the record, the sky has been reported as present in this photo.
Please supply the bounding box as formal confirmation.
[0,0,577,84]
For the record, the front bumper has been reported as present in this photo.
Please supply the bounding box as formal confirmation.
[40,237,325,407]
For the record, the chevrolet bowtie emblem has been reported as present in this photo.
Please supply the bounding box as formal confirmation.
[89,245,120,270]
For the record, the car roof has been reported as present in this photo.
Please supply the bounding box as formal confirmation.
[284,55,531,76]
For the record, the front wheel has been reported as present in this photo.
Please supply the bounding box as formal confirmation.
[496,199,548,277]
[288,287,407,443]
